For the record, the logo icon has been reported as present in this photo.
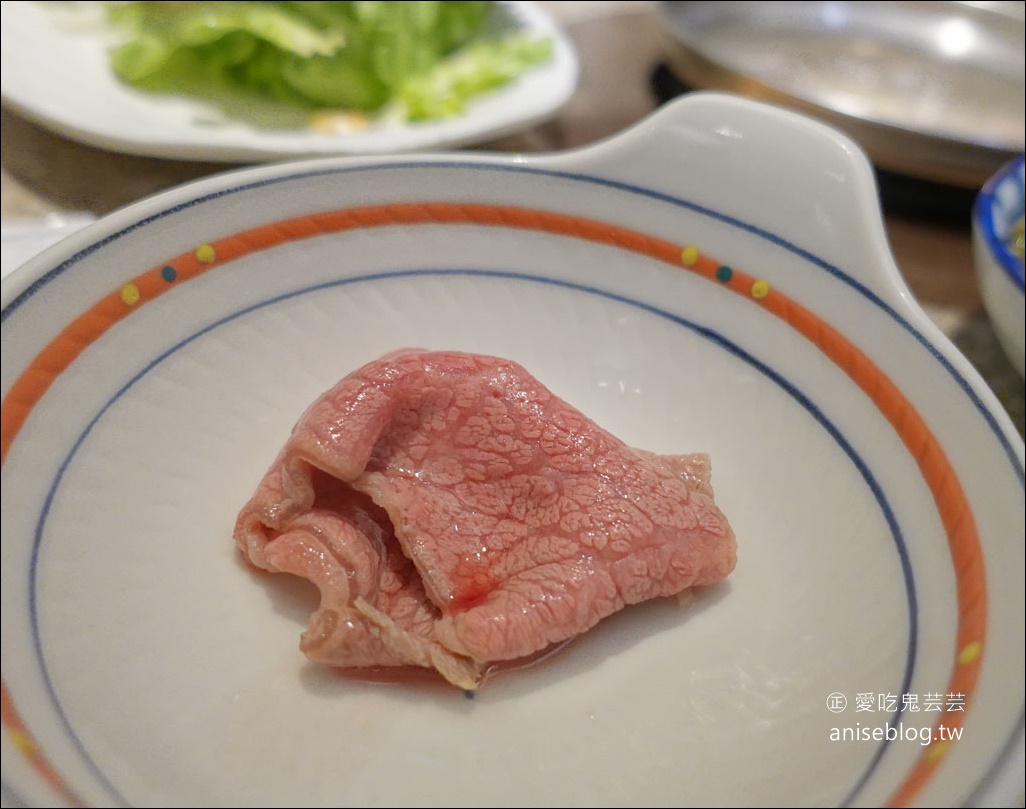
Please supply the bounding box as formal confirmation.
[827,692,847,713]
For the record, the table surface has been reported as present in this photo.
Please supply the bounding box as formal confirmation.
[1,2,1022,434]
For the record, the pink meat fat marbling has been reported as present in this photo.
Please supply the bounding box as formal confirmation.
[234,350,737,689]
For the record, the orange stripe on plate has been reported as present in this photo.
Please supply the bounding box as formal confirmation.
[1,683,85,806]
[0,203,986,807]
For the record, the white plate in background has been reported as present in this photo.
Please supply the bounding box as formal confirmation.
[0,1,578,161]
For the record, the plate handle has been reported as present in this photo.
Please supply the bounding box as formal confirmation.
[543,92,912,309]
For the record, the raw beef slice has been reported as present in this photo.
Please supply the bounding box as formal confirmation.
[234,350,736,689]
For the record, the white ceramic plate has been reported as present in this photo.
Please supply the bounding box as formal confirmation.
[0,1,578,161]
[1,94,1023,808]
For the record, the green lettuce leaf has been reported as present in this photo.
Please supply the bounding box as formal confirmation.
[104,1,552,122]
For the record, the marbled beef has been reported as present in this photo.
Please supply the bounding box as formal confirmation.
[234,350,736,689]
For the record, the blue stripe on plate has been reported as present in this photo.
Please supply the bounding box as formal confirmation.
[3,161,1020,486]
[29,268,915,808]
